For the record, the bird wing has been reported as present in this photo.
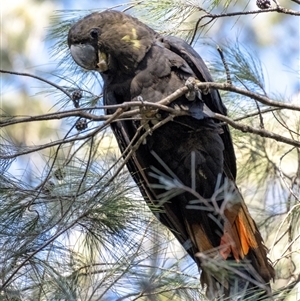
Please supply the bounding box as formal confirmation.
[161,36,237,181]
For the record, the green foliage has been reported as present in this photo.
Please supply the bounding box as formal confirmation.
[1,0,300,300]
[0,148,143,297]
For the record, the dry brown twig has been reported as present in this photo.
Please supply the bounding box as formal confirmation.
[1,69,300,157]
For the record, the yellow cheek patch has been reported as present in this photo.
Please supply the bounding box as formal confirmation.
[99,51,107,61]
[97,51,108,72]
[121,28,140,48]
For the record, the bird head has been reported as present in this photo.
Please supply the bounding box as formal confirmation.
[68,10,157,74]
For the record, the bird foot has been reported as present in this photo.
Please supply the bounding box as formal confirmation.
[136,95,144,103]
[185,77,200,101]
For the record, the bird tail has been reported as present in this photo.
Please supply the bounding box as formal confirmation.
[196,182,275,300]
[199,251,273,300]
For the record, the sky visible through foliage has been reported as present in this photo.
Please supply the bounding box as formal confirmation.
[1,0,300,300]
[2,0,299,179]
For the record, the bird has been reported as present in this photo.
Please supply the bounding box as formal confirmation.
[68,10,275,299]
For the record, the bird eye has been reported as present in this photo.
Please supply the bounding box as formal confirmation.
[90,28,99,39]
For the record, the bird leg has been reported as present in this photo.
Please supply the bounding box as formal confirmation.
[132,95,160,142]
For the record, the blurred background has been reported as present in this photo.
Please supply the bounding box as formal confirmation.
[1,0,299,300]
[2,0,299,173]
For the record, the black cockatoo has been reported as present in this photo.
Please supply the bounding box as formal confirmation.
[68,10,275,299]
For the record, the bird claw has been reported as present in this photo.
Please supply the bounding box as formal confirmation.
[185,77,201,101]
[136,95,144,103]
[202,85,210,95]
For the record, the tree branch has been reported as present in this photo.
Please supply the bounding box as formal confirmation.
[191,6,300,43]
[0,69,72,100]
[213,112,300,147]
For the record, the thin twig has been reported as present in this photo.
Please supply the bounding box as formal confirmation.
[105,115,175,187]
[234,76,266,128]
[234,107,281,122]
[0,217,80,290]
[196,82,300,111]
[217,46,232,85]
[208,109,300,148]
[191,6,300,44]
[0,69,72,100]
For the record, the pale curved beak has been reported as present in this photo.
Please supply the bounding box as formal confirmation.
[70,44,97,70]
